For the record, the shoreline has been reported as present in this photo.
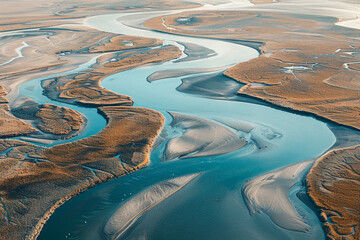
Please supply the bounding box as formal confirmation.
[1,1,359,239]
[140,7,360,239]
[306,145,360,240]
[0,19,182,239]
[29,111,166,240]
[233,87,360,136]
[149,28,264,53]
[0,106,165,240]
[143,10,360,131]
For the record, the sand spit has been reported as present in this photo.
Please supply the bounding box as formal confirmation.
[104,173,200,239]
[0,106,164,240]
[177,71,245,99]
[0,20,181,239]
[163,112,281,161]
[147,67,225,82]
[250,0,276,4]
[175,42,216,63]
[164,112,247,160]
[328,124,360,150]
[213,117,255,133]
[307,145,360,240]
[18,137,53,145]
[146,7,360,239]
[145,10,360,130]
[242,160,313,232]
[336,18,360,30]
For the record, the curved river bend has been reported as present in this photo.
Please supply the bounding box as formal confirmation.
[36,10,335,240]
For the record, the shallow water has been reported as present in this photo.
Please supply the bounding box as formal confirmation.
[37,10,335,240]
[17,55,107,146]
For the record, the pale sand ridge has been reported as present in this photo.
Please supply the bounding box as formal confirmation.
[242,160,313,232]
[104,174,200,239]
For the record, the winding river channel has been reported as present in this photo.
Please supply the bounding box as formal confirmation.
[22,8,337,240]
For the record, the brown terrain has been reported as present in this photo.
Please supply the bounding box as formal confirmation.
[145,11,360,130]
[0,0,200,29]
[307,145,360,240]
[0,1,187,238]
[10,97,85,141]
[1,1,359,239]
[43,44,181,106]
[0,86,37,138]
[0,0,198,102]
[35,104,84,136]
[144,10,360,239]
[0,26,117,102]
[0,106,164,240]
[0,33,179,240]
[0,30,178,238]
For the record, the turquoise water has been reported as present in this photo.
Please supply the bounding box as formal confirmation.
[37,11,335,240]
[17,56,107,146]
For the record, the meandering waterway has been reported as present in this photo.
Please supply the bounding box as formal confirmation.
[32,9,336,240]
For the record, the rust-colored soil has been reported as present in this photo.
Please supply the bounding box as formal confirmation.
[0,38,178,238]
[44,45,182,106]
[43,106,164,169]
[0,110,37,138]
[144,10,360,239]
[0,10,182,240]
[0,1,189,239]
[144,11,360,130]
[225,56,360,130]
[0,19,180,238]
[35,104,84,135]
[0,86,36,138]
[307,145,360,240]
[0,106,164,240]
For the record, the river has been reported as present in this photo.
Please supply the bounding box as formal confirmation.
[29,8,336,240]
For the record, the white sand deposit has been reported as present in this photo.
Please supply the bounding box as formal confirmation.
[165,112,247,160]
[242,160,313,232]
[104,173,200,240]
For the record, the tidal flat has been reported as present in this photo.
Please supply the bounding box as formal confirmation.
[0,0,359,240]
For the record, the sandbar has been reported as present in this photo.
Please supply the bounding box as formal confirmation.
[242,160,313,232]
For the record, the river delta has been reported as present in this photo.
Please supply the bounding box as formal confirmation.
[0,0,359,240]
